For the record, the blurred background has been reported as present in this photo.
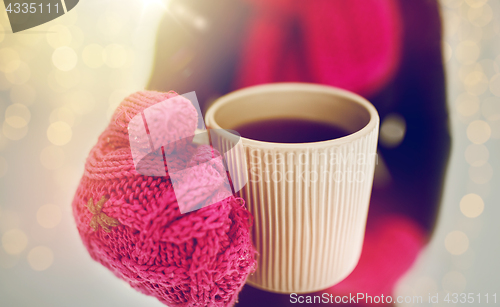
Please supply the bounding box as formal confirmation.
[0,0,498,306]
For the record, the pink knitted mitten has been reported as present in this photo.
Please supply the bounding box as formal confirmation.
[72,91,256,306]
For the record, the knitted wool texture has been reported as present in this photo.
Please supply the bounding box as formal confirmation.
[72,91,257,307]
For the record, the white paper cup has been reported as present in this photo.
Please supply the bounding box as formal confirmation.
[205,83,379,293]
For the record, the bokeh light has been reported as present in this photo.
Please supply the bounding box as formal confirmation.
[2,229,28,255]
[52,47,78,71]
[47,121,72,146]
[460,193,485,218]
[464,71,488,95]
[467,4,493,27]
[479,58,496,78]
[445,230,469,255]
[5,104,31,129]
[466,120,491,143]
[459,62,482,82]
[40,146,66,170]
[379,113,406,148]
[465,0,488,9]
[4,116,27,130]
[36,205,62,229]
[0,0,497,305]
[2,121,28,141]
[27,246,54,271]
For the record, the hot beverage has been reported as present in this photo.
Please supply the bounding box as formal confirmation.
[234,118,350,143]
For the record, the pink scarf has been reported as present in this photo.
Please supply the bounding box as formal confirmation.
[235,0,402,98]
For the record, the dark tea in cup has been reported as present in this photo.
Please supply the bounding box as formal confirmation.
[234,118,350,143]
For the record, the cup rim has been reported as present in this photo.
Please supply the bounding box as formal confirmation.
[205,82,379,149]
